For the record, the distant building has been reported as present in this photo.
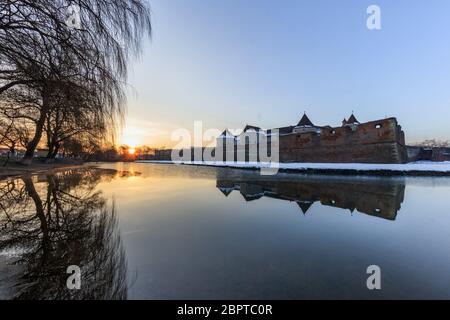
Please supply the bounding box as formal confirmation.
[407,146,450,162]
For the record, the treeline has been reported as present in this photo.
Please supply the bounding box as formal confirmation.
[0,1,151,164]
[74,144,161,162]
[412,140,450,148]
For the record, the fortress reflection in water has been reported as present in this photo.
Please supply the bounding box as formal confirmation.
[216,171,405,221]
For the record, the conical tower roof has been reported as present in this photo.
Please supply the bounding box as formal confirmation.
[220,129,235,138]
[346,113,360,124]
[297,113,314,127]
[243,125,261,132]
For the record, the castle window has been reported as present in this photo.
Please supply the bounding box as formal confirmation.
[375,124,382,129]
[331,130,336,135]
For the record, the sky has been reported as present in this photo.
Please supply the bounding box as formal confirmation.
[121,0,450,148]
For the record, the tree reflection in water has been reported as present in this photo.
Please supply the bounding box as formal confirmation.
[0,168,131,300]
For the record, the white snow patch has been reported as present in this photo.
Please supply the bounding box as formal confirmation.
[136,160,450,173]
[0,248,27,258]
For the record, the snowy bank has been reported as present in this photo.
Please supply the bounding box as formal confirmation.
[136,160,450,176]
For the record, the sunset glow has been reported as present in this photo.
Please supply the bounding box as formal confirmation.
[119,118,177,148]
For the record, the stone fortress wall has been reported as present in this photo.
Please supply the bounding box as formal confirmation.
[151,113,449,164]
[216,114,408,164]
[277,117,407,164]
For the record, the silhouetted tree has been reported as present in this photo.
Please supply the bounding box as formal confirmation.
[0,168,129,299]
[0,1,151,163]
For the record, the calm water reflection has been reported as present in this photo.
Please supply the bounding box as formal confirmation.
[0,168,131,299]
[216,171,405,220]
[1,163,450,299]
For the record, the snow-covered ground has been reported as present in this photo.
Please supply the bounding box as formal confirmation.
[136,160,450,173]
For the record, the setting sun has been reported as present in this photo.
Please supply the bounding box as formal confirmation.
[128,148,136,155]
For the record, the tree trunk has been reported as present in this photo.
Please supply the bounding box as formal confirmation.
[9,145,15,154]
[22,177,51,262]
[51,143,60,158]
[47,144,54,158]
[3,144,15,167]
[3,152,10,167]
[46,115,53,159]
[22,92,49,165]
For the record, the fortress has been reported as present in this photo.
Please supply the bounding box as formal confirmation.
[151,113,449,164]
[216,113,408,164]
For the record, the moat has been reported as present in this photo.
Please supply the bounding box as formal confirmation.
[1,163,450,299]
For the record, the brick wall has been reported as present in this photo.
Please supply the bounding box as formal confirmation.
[279,118,407,164]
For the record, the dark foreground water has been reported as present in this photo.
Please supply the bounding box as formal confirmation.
[1,163,450,299]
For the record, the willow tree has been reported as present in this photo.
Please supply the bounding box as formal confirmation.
[0,0,151,164]
[0,169,129,299]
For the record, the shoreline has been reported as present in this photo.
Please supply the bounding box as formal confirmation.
[3,160,450,179]
[136,160,450,177]
[0,161,92,181]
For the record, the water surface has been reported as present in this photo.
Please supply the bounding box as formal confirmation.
[1,163,450,299]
